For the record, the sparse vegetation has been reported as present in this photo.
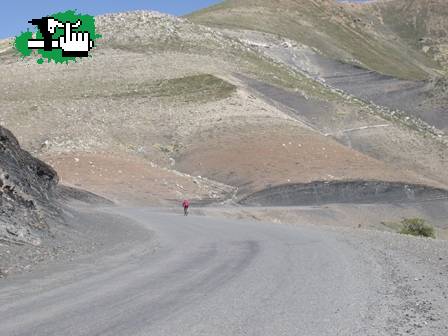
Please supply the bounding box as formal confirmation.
[113,74,237,102]
[241,50,342,101]
[373,0,448,73]
[380,220,403,232]
[150,74,236,102]
[1,9,447,206]
[399,217,435,238]
[189,0,438,80]
[42,74,237,102]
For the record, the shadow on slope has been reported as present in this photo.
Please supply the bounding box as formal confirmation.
[240,180,448,207]
[313,56,448,132]
[237,38,447,132]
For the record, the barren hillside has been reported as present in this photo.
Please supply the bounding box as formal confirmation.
[0,9,447,206]
[189,0,442,80]
[2,4,448,332]
[364,0,448,70]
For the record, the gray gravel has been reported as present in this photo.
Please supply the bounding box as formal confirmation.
[0,207,447,335]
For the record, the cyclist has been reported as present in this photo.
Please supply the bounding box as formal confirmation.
[182,199,190,216]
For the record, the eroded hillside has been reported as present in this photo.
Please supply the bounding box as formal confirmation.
[0,126,58,247]
[190,0,448,125]
[189,0,441,80]
[364,0,448,71]
[0,124,149,277]
[0,9,447,206]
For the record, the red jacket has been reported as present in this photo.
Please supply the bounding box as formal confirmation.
[182,200,190,208]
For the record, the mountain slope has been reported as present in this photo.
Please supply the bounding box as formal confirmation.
[364,0,448,71]
[189,1,448,132]
[188,0,441,80]
[1,10,447,205]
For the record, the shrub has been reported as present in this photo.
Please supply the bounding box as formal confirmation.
[399,218,435,238]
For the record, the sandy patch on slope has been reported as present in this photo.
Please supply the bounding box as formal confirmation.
[176,118,441,194]
[42,152,234,206]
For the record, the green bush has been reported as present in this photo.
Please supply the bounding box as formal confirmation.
[399,218,435,238]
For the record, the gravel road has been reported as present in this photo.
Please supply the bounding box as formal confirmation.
[0,207,447,335]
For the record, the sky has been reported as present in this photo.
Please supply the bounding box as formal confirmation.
[0,0,223,39]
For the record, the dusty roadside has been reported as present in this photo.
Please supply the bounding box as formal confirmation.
[195,202,448,238]
[343,228,448,335]
[1,206,447,335]
[196,205,448,335]
[0,200,153,279]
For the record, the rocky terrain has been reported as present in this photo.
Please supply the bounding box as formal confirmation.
[1,1,448,274]
[0,125,120,277]
[1,8,447,198]
[0,125,60,277]
[0,126,58,247]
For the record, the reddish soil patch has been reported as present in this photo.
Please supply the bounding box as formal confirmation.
[42,152,233,206]
[176,120,438,194]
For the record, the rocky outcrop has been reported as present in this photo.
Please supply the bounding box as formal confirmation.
[0,126,58,246]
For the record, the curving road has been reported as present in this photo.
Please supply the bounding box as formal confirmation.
[0,208,447,335]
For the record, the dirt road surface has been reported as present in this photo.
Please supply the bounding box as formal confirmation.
[1,207,447,336]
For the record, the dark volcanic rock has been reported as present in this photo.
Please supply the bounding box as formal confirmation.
[0,126,59,246]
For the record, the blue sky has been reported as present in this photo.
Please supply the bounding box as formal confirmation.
[1,0,222,39]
